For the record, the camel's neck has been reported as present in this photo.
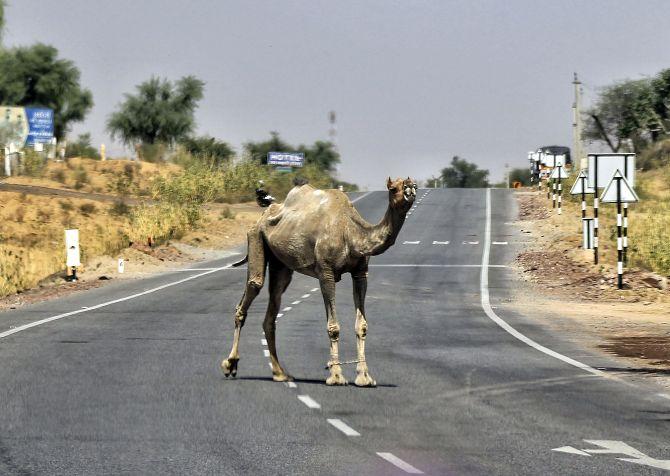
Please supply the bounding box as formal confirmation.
[354,203,408,257]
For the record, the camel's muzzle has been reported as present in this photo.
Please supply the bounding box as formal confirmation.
[403,185,417,202]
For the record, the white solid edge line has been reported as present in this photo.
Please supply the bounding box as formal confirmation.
[370,264,507,268]
[327,418,360,436]
[351,191,374,204]
[0,262,237,339]
[480,188,604,377]
[297,395,321,409]
[376,452,424,474]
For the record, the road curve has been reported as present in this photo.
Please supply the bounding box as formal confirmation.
[1,189,669,475]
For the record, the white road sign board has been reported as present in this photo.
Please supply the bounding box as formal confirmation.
[570,171,594,194]
[587,153,635,189]
[600,170,639,203]
[549,166,569,179]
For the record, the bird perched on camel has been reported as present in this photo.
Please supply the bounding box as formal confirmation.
[222,176,417,386]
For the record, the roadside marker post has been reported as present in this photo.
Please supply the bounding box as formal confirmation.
[570,170,595,249]
[64,229,81,282]
[587,153,635,266]
[549,166,569,215]
[600,170,639,289]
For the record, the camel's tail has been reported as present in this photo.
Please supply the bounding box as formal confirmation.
[232,255,248,267]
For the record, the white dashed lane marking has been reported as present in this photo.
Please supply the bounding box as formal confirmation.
[261,339,267,346]
[291,300,301,305]
[282,307,292,311]
[403,240,420,245]
[376,453,424,474]
[327,419,360,436]
[492,241,508,245]
[263,349,270,357]
[463,241,479,245]
[297,395,321,409]
[286,381,297,388]
[311,287,319,292]
[432,240,449,245]
[301,294,310,298]
[276,313,284,318]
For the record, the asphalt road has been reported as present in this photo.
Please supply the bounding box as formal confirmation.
[1,188,670,475]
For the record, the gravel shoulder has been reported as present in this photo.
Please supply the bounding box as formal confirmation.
[502,190,670,387]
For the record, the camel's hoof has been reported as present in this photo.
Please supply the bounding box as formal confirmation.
[221,358,238,378]
[272,373,293,382]
[326,374,348,386]
[354,373,377,387]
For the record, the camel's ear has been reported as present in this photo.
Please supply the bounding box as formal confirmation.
[387,177,393,190]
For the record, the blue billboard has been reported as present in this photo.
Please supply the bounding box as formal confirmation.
[1,106,54,147]
[267,151,304,167]
[25,108,54,145]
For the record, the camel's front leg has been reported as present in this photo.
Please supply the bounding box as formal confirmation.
[319,270,347,385]
[353,271,376,387]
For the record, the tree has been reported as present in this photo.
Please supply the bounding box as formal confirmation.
[0,43,93,140]
[243,131,292,164]
[1,1,5,46]
[651,68,670,136]
[299,140,340,172]
[440,156,489,188]
[244,132,341,172]
[65,132,100,159]
[107,76,204,148]
[583,79,661,152]
[509,167,531,186]
[180,135,234,167]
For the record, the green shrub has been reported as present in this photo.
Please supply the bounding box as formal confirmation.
[73,165,89,189]
[79,203,97,216]
[21,149,46,177]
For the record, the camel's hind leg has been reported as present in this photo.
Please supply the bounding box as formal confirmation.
[264,259,293,382]
[221,227,266,377]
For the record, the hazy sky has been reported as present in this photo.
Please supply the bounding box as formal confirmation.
[5,0,670,188]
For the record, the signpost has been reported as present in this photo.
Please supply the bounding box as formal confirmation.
[267,151,305,168]
[64,229,81,281]
[600,170,639,289]
[586,153,636,265]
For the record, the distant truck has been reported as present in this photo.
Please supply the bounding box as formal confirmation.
[529,145,571,182]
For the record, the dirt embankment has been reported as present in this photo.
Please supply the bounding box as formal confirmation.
[507,191,670,382]
[0,200,260,311]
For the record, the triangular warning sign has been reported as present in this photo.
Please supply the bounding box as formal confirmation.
[600,169,639,203]
[549,166,569,179]
[570,171,595,195]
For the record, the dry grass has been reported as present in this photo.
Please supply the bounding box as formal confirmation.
[5,157,180,197]
[546,165,670,277]
[0,191,130,296]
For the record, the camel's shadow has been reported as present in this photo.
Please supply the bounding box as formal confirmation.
[234,375,398,388]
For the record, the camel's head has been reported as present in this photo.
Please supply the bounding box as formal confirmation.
[386,176,417,210]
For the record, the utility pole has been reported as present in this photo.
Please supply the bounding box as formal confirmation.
[328,111,339,179]
[572,73,583,169]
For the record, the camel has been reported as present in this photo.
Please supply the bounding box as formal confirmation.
[221,176,417,386]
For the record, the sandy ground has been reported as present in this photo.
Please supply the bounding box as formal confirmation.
[0,203,260,311]
[503,190,670,387]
